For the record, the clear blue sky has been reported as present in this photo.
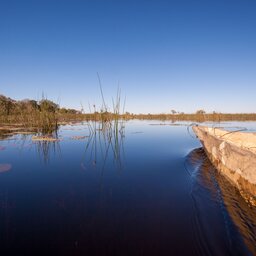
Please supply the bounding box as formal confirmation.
[0,0,255,113]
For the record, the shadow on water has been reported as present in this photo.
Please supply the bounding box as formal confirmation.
[185,148,256,256]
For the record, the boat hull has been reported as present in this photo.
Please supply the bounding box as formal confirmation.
[193,126,256,206]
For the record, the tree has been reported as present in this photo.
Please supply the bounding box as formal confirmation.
[18,99,39,113]
[0,95,15,115]
[39,99,59,112]
[196,109,206,115]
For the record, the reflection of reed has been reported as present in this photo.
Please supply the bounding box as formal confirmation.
[34,131,61,164]
[81,120,125,173]
[0,131,13,141]
[186,148,256,255]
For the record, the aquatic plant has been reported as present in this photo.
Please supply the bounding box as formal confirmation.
[82,78,126,172]
[2,93,256,134]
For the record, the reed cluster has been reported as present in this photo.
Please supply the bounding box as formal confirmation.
[82,81,126,170]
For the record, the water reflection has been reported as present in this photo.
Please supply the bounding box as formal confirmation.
[0,131,14,141]
[186,148,256,255]
[35,139,61,164]
[34,131,61,164]
[0,121,255,255]
[4,131,62,164]
[82,120,125,172]
[214,163,256,255]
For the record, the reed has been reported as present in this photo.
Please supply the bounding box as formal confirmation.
[0,95,74,134]
[2,94,256,133]
[82,81,126,171]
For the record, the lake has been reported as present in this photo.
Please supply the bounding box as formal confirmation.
[0,120,255,255]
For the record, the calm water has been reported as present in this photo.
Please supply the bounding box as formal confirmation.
[0,121,256,256]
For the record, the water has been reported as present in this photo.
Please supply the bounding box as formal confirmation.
[0,121,255,255]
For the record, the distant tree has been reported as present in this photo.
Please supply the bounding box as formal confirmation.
[18,99,39,113]
[196,109,206,115]
[39,99,59,113]
[67,109,79,114]
[59,108,68,114]
[212,111,221,122]
[195,109,206,122]
[0,95,15,115]
[171,109,177,115]
[28,100,39,110]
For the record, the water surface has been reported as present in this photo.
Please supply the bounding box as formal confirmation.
[0,121,255,255]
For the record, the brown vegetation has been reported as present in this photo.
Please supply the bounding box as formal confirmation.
[0,95,81,134]
[121,111,256,122]
[31,136,60,142]
[1,95,256,135]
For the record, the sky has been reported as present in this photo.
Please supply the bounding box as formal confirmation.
[0,0,256,114]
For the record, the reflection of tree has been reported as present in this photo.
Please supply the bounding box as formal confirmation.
[186,148,256,255]
[0,131,14,141]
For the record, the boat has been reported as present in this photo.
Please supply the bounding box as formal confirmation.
[193,125,256,206]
